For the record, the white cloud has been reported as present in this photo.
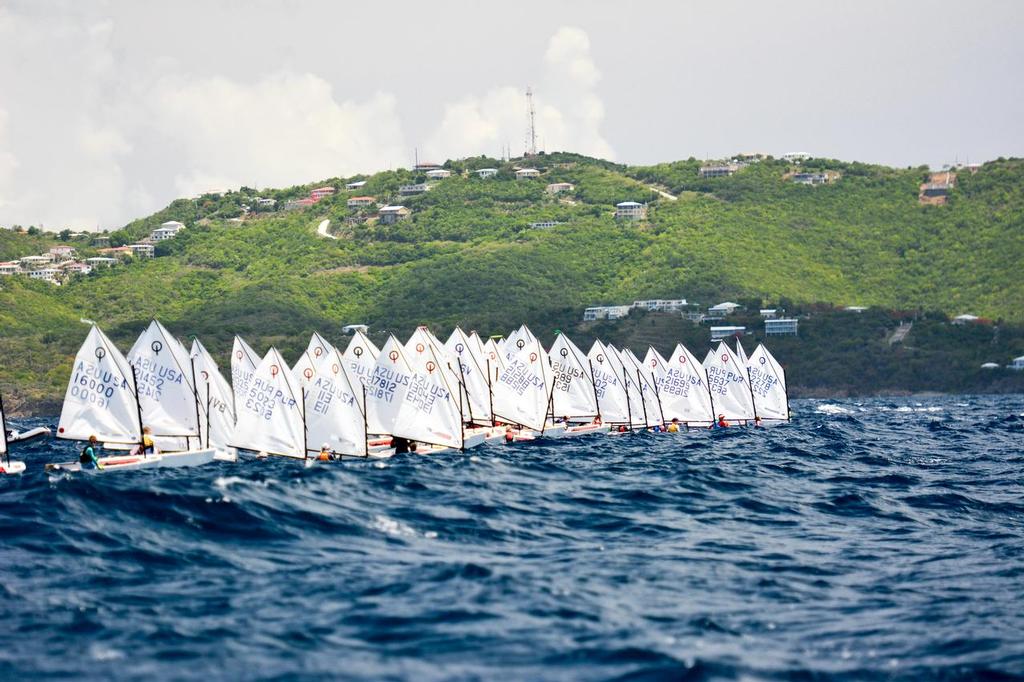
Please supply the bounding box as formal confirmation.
[0,109,19,211]
[148,72,407,197]
[424,26,613,161]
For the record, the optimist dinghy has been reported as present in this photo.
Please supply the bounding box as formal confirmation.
[1,392,27,475]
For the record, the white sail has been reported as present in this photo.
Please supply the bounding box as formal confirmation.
[445,327,493,424]
[621,348,663,427]
[482,338,506,376]
[586,341,631,423]
[549,333,598,419]
[607,346,652,427]
[396,336,464,448]
[492,337,552,431]
[365,336,414,436]
[735,339,748,365]
[189,338,235,450]
[748,344,789,421]
[657,344,715,425]
[292,350,320,388]
[128,321,200,439]
[306,331,335,363]
[703,341,756,423]
[57,325,142,444]
[231,336,260,417]
[229,347,306,458]
[342,330,379,391]
[306,350,368,456]
[503,324,539,362]
[0,393,6,456]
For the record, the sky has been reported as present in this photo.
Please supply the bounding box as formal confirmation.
[0,0,1021,231]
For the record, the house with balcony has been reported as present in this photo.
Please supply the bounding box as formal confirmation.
[632,299,688,312]
[284,197,317,211]
[614,201,647,220]
[546,182,574,194]
[347,196,376,209]
[398,183,430,196]
[378,205,411,225]
[150,220,186,241]
[765,318,799,336]
[515,168,540,179]
[19,255,53,269]
[86,257,118,267]
[28,267,60,284]
[345,180,367,190]
[699,163,740,178]
[49,246,76,260]
[128,244,155,258]
[310,187,336,201]
[425,169,451,180]
[0,261,20,275]
[583,305,632,321]
[710,326,746,342]
[475,168,498,178]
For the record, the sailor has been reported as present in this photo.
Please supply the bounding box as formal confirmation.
[753,416,763,428]
[392,435,412,454]
[317,443,332,461]
[709,414,729,429]
[130,426,157,456]
[504,426,515,444]
[666,418,681,433]
[79,435,104,470]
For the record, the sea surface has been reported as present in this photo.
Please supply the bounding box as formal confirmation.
[2,395,1023,681]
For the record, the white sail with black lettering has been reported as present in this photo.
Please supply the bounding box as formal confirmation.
[492,337,552,431]
[128,321,200,439]
[57,325,142,444]
[342,330,379,395]
[231,336,260,416]
[549,333,598,419]
[586,341,631,423]
[395,334,463,449]
[292,350,319,388]
[747,344,789,421]
[190,338,235,450]
[703,341,756,423]
[607,346,653,427]
[445,327,492,424]
[621,348,663,427]
[657,344,714,425]
[305,350,367,456]
[229,348,305,458]
[365,336,414,437]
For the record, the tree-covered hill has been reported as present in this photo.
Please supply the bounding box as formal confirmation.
[2,152,1023,413]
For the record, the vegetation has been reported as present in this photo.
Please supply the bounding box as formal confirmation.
[1,153,1023,413]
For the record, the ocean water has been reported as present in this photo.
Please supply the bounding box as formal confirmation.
[2,395,1023,681]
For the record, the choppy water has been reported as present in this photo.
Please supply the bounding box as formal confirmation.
[2,395,1023,681]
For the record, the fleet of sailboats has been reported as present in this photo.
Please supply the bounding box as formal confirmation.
[11,321,789,475]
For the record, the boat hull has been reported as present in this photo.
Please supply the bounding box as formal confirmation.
[45,448,217,474]
[1,460,27,475]
[6,426,51,443]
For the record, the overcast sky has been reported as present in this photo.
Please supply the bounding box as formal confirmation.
[1,0,1021,230]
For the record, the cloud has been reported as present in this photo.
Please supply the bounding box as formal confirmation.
[148,73,407,197]
[0,109,19,211]
[424,26,613,161]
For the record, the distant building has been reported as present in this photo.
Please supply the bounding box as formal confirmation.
[98,246,134,259]
[760,308,778,318]
[699,164,739,179]
[345,180,367,190]
[707,301,741,318]
[347,196,376,209]
[85,257,118,267]
[952,314,980,325]
[49,246,76,260]
[765,318,799,336]
[310,187,336,201]
[844,306,868,313]
[151,220,186,241]
[583,305,632,321]
[633,299,688,312]
[255,197,277,210]
[783,152,811,162]
[515,168,540,179]
[92,235,111,247]
[425,169,451,180]
[284,197,317,211]
[128,243,155,258]
[710,326,746,342]
[919,171,956,205]
[28,267,60,284]
[62,262,92,276]
[614,201,646,220]
[528,221,563,229]
[398,183,430,196]
[475,168,498,178]
[19,255,53,269]
[791,172,837,185]
[414,162,442,172]
[546,182,574,194]
[0,261,20,275]
[378,205,411,224]
[1009,356,1024,370]
[343,324,369,335]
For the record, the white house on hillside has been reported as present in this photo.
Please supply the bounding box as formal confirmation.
[614,201,646,220]
[1010,356,1024,371]
[515,168,540,179]
[151,220,186,241]
[378,205,411,224]
[425,169,451,179]
[475,168,498,178]
[583,305,632,321]
[546,182,574,194]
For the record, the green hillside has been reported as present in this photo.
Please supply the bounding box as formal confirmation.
[2,152,1023,413]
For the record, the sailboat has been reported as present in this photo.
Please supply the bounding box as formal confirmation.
[0,391,26,475]
[703,341,757,425]
[305,349,371,457]
[587,341,632,427]
[229,347,307,460]
[547,333,605,436]
[647,344,714,427]
[49,325,216,472]
[747,344,790,421]
[189,338,238,460]
[491,332,555,437]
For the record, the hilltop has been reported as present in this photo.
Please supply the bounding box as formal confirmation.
[2,151,1023,413]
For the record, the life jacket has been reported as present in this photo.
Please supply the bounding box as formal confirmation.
[79,445,94,464]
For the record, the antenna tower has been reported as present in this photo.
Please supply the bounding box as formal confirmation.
[525,87,537,157]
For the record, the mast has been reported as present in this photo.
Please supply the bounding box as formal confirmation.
[588,359,602,422]
[362,384,369,457]
[650,370,666,425]
[0,391,9,467]
[302,388,309,460]
[486,358,495,427]
[458,382,465,451]
[635,369,649,428]
[623,370,633,431]
[190,353,202,451]
[704,366,717,426]
[130,365,146,457]
[746,366,759,425]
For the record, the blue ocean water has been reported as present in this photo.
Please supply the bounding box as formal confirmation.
[2,395,1023,681]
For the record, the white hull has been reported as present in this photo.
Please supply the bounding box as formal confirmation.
[560,422,608,437]
[1,460,26,475]
[45,447,217,474]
